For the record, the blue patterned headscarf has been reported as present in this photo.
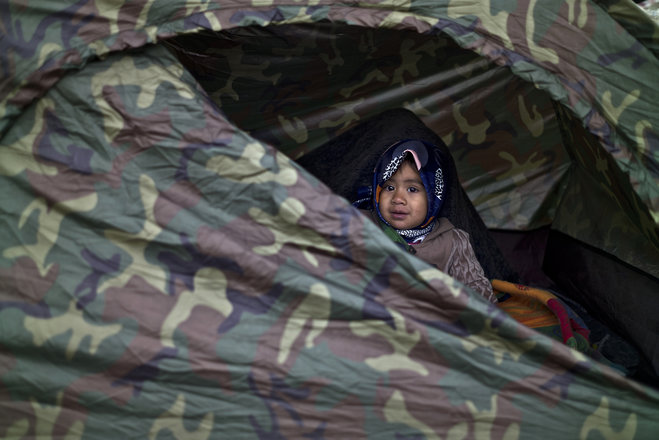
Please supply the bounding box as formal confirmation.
[371,139,445,241]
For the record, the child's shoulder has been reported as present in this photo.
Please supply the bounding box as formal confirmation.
[419,217,456,246]
[434,217,455,234]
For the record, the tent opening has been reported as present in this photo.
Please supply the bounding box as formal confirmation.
[164,22,659,387]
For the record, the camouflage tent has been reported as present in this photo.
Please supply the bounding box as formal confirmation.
[2,0,659,438]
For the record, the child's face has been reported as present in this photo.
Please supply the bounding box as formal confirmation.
[379,161,428,229]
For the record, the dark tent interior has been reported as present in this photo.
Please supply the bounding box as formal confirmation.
[165,24,659,387]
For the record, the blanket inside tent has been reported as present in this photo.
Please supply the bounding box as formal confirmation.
[1,1,659,438]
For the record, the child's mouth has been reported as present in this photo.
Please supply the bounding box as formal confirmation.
[389,211,408,220]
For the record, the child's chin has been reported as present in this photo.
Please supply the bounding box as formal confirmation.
[389,220,415,230]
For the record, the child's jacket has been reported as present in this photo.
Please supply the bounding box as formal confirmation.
[361,209,496,303]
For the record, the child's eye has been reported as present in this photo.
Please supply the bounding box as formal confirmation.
[408,187,419,193]
[385,185,395,191]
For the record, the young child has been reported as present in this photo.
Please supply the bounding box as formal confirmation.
[355,139,496,303]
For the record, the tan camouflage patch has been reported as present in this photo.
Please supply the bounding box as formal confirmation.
[0,98,58,177]
[100,174,168,294]
[384,390,440,440]
[460,318,536,365]
[350,308,427,375]
[206,142,297,186]
[4,193,98,277]
[278,283,331,364]
[160,267,233,348]
[24,302,122,360]
[150,394,213,440]
[580,397,638,439]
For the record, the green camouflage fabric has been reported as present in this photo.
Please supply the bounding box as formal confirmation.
[3,0,657,269]
[2,1,659,438]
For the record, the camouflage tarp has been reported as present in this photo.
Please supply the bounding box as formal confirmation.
[1,1,659,438]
